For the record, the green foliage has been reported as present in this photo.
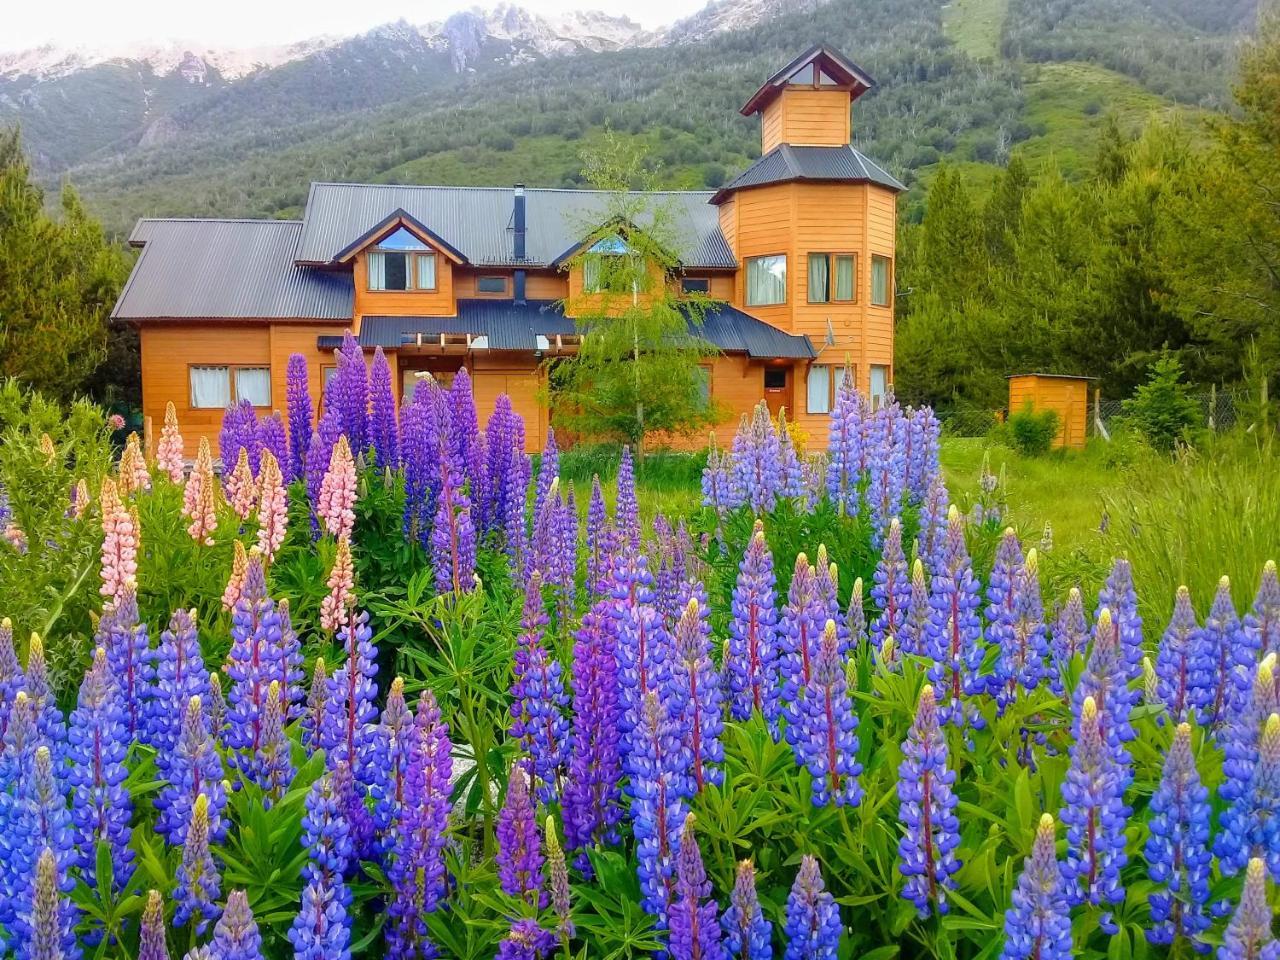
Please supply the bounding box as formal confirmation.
[1120,353,1200,451]
[1005,402,1060,456]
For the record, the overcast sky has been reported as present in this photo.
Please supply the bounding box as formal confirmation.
[3,0,708,52]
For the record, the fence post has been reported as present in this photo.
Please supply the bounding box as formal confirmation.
[1209,383,1216,431]
[1094,388,1110,441]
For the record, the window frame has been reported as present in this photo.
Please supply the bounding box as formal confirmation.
[806,363,835,414]
[870,254,893,308]
[188,363,272,410]
[366,247,438,293]
[745,254,788,308]
[681,277,712,295]
[475,275,509,295]
[806,252,858,304]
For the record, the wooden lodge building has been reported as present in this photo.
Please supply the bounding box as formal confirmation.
[113,46,903,455]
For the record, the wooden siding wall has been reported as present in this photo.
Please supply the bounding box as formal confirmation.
[469,355,547,453]
[1008,376,1089,449]
[454,269,567,301]
[354,248,455,323]
[760,87,852,152]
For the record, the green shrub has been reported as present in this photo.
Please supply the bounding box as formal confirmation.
[1120,353,1201,451]
[1006,402,1060,456]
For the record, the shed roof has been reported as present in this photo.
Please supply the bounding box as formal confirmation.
[1005,373,1097,381]
[711,144,905,203]
[295,182,737,269]
[113,219,353,321]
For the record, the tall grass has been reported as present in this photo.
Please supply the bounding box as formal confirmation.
[1102,434,1280,628]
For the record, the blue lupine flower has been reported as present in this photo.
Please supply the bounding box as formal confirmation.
[430,441,478,595]
[870,518,910,651]
[1219,858,1280,960]
[777,411,806,502]
[288,769,353,960]
[173,793,220,933]
[1217,712,1280,879]
[104,583,154,741]
[788,622,862,808]
[726,522,781,726]
[0,616,24,738]
[211,889,263,960]
[399,381,444,547]
[139,890,168,960]
[905,406,941,504]
[1098,558,1143,683]
[898,559,931,658]
[277,599,305,720]
[510,574,571,802]
[1199,577,1248,728]
[66,647,133,896]
[917,475,950,577]
[812,546,848,655]
[847,577,868,653]
[669,815,725,960]
[616,446,640,552]
[155,695,226,847]
[320,609,379,771]
[896,684,960,917]
[992,550,1050,713]
[1072,608,1138,760]
[866,402,906,545]
[369,345,399,471]
[1060,695,1130,924]
[1155,587,1205,724]
[257,680,293,806]
[722,859,772,960]
[1246,561,1280,658]
[147,608,211,757]
[613,554,675,753]
[925,506,986,728]
[627,690,692,930]
[224,557,286,787]
[733,404,782,515]
[1000,814,1071,960]
[1221,656,1279,816]
[496,762,545,906]
[496,919,557,960]
[368,677,414,853]
[782,855,840,960]
[24,633,66,760]
[24,846,80,960]
[1146,722,1212,951]
[825,368,863,518]
[984,529,1024,656]
[671,592,725,793]
[302,658,329,756]
[1049,587,1089,695]
[778,555,822,719]
[284,353,313,482]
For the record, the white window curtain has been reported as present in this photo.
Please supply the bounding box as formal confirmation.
[871,256,891,306]
[235,367,271,406]
[417,253,437,290]
[835,255,855,301]
[583,255,602,293]
[190,366,230,409]
[807,364,832,414]
[870,365,889,408]
[807,254,829,303]
[367,252,387,291]
[746,255,786,306]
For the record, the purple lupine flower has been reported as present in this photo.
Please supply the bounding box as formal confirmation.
[220,400,259,478]
[155,695,226,847]
[430,442,477,594]
[255,413,289,483]
[305,406,342,530]
[510,575,570,802]
[1098,558,1143,683]
[917,475,950,577]
[778,555,822,718]
[104,583,152,740]
[671,590,725,793]
[277,598,304,720]
[0,616,25,738]
[545,816,574,939]
[1001,814,1071,960]
[992,550,1050,713]
[321,610,379,843]
[148,608,211,757]
[733,404,781,515]
[211,890,262,960]
[984,529,1024,656]
[1060,695,1130,925]
[1219,656,1279,822]
[368,677,414,853]
[897,559,931,658]
[1217,711,1280,879]
[285,353,313,482]
[1146,722,1212,950]
[1050,587,1089,695]
[925,506,985,728]
[782,856,840,960]
[20,634,65,768]
[224,558,286,788]
[825,368,862,517]
[669,815,725,960]
[66,648,133,895]
[1072,607,1138,756]
[1155,587,1204,724]
[726,522,780,726]
[702,444,736,518]
[533,428,559,521]
[173,793,220,933]
[369,346,399,471]
[496,919,557,960]
[1246,561,1280,658]
[896,684,960,917]
[447,366,479,476]
[613,554,675,750]
[1209,577,1258,730]
[789,621,862,808]
[722,860,772,960]
[652,515,682,630]
[866,401,906,545]
[25,846,79,960]
[139,890,168,960]
[530,481,573,621]
[257,680,293,806]
[332,332,369,455]
[484,395,523,545]
[616,445,640,552]
[288,769,353,960]
[496,763,545,906]
[302,658,329,756]
[562,596,623,861]
[905,407,941,504]
[399,381,443,547]
[627,689,692,930]
[1219,858,1280,960]
[585,475,610,591]
[811,546,847,655]
[870,518,910,651]
[387,690,453,960]
[847,577,868,652]
[777,412,805,501]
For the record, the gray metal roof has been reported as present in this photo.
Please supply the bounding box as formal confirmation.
[294,182,737,269]
[711,144,905,203]
[340,299,811,359]
[113,219,353,321]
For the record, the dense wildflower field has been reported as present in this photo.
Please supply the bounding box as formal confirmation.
[0,337,1277,960]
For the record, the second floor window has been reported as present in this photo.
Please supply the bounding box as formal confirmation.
[682,277,711,295]
[871,255,892,307]
[808,254,856,303]
[746,255,787,307]
[477,276,508,294]
[367,228,437,292]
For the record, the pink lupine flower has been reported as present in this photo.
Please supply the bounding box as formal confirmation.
[3,524,27,553]
[157,402,186,483]
[225,448,257,521]
[316,435,357,540]
[320,536,355,634]
[222,540,250,611]
[118,433,152,496]
[256,450,288,563]
[99,478,139,604]
[183,438,219,545]
[70,479,91,519]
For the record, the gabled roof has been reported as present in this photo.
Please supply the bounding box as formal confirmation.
[740,44,876,117]
[294,182,737,269]
[710,144,905,204]
[697,304,816,359]
[113,219,353,321]
[331,208,468,264]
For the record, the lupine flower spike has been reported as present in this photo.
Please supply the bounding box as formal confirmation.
[1155,587,1203,724]
[672,593,725,793]
[789,620,862,807]
[1218,712,1280,878]
[182,438,219,545]
[722,859,772,960]
[1219,858,1280,960]
[157,402,185,483]
[289,769,353,960]
[99,478,138,603]
[669,815,724,960]
[545,817,574,940]
[897,684,960,917]
[497,920,557,960]
[174,793,221,933]
[1146,722,1212,950]
[320,536,356,634]
[255,449,288,562]
[726,522,780,726]
[317,435,357,540]
[496,763,545,906]
[1246,561,1280,658]
[1001,814,1072,960]
[139,890,169,960]
[782,856,840,960]
[1050,586,1089,695]
[222,539,249,611]
[226,448,257,521]
[212,890,263,960]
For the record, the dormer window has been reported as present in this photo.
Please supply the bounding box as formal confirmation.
[367,227,437,292]
[582,235,631,293]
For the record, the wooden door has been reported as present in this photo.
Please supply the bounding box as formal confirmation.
[763,366,791,419]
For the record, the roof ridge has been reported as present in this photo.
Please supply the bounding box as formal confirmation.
[137,217,304,225]
[308,180,714,198]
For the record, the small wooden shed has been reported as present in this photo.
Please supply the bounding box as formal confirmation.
[1007,374,1093,449]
